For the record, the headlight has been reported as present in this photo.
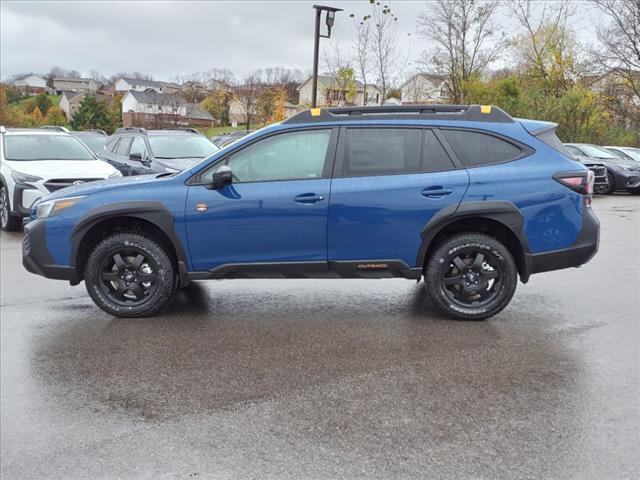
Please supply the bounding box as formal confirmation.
[35,196,86,219]
[108,170,122,178]
[11,171,42,185]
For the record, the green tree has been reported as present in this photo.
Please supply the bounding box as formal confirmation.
[44,106,67,126]
[24,93,53,116]
[70,96,111,131]
[200,89,231,125]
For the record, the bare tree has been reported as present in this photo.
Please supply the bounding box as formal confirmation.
[350,12,374,105]
[591,0,640,102]
[369,1,402,102]
[507,0,577,82]
[234,72,261,129]
[322,43,357,106]
[417,0,502,103]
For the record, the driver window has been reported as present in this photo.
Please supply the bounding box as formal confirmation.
[130,136,147,158]
[223,129,332,183]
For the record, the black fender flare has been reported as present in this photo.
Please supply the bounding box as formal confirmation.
[70,201,189,285]
[416,200,531,281]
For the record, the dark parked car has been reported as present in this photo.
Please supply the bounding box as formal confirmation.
[103,128,218,175]
[72,130,108,158]
[211,130,253,148]
[565,143,640,194]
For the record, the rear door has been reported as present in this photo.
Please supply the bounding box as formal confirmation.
[327,127,469,268]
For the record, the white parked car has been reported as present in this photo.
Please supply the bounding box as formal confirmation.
[0,126,121,231]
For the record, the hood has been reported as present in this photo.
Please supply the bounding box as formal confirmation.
[155,157,203,171]
[42,173,170,201]
[575,156,604,166]
[5,159,118,179]
[598,157,640,170]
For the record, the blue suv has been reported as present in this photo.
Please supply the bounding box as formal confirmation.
[22,105,599,320]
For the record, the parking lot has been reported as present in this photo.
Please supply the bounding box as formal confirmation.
[0,194,638,479]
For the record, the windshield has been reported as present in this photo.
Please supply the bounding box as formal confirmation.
[579,144,618,159]
[4,134,95,161]
[148,135,218,159]
[77,135,107,154]
[621,148,640,161]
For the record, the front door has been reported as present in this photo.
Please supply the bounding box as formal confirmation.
[185,128,337,271]
[328,127,469,268]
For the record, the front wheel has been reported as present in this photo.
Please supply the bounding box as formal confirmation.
[603,173,616,195]
[0,185,21,231]
[424,233,518,320]
[84,232,176,317]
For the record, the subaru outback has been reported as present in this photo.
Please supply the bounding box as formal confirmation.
[22,105,600,320]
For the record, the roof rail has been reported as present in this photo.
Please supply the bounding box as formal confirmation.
[176,127,201,134]
[114,127,147,135]
[283,104,514,124]
[39,125,70,133]
[0,126,5,134]
[86,129,108,135]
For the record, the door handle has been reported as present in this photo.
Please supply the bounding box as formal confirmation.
[295,193,325,203]
[421,187,453,198]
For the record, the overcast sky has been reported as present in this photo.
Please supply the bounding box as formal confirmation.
[1,0,602,82]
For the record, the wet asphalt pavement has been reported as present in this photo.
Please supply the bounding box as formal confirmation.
[1,194,639,480]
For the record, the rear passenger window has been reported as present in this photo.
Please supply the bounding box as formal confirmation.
[442,129,522,167]
[342,128,421,176]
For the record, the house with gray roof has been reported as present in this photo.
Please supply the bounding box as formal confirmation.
[114,77,179,94]
[297,75,381,107]
[121,90,213,127]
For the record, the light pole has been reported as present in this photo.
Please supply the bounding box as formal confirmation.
[311,4,342,108]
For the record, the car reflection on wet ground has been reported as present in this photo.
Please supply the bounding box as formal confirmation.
[1,194,638,479]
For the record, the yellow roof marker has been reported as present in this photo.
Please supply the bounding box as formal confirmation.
[480,105,492,114]
[310,108,322,116]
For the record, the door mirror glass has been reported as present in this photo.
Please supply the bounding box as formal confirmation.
[129,152,143,161]
[209,165,233,189]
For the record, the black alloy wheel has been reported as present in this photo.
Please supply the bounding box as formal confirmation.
[85,232,176,317]
[442,249,502,308]
[98,249,159,306]
[424,233,518,320]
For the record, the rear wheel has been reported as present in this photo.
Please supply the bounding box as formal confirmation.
[0,185,21,231]
[84,232,176,317]
[424,233,518,320]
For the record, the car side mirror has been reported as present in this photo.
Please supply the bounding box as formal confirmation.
[208,165,233,189]
[129,152,151,167]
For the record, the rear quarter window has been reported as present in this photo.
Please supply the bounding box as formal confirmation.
[442,129,523,168]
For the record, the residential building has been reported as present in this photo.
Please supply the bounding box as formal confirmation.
[52,77,101,94]
[13,74,47,93]
[121,90,213,127]
[227,97,298,126]
[297,76,381,107]
[400,73,448,104]
[115,77,166,94]
[59,91,109,120]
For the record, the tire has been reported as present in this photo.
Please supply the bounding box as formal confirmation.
[424,233,518,321]
[603,173,615,195]
[84,232,176,317]
[0,185,22,231]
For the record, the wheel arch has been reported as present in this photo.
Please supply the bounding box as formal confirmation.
[71,201,189,286]
[417,201,531,283]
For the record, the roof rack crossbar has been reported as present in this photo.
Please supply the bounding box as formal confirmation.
[39,125,70,133]
[283,104,514,124]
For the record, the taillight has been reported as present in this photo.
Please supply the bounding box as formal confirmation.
[553,170,593,206]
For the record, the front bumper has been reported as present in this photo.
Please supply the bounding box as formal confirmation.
[524,204,600,279]
[22,219,78,282]
[13,184,43,216]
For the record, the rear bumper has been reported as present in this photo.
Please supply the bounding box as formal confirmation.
[523,205,600,280]
[22,219,78,282]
